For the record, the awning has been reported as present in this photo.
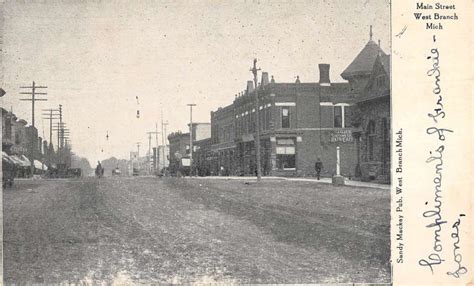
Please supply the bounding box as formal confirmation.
[241,134,254,143]
[34,160,47,170]
[2,152,15,164]
[10,155,31,167]
[20,155,32,167]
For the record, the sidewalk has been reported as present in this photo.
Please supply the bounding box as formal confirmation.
[187,175,390,190]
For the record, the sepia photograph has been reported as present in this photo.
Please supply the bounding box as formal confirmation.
[1,0,391,284]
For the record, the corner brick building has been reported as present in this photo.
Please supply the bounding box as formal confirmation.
[207,64,360,177]
[171,28,390,181]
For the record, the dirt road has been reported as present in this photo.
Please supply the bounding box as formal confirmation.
[3,177,390,284]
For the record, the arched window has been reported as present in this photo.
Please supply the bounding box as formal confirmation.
[367,120,376,161]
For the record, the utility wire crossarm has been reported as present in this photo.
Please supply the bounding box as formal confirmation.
[42,108,60,147]
[19,81,48,128]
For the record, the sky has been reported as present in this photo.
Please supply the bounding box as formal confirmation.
[1,0,390,164]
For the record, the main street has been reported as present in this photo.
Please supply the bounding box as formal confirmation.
[3,177,390,284]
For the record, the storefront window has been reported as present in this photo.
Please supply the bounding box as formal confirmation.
[276,138,295,169]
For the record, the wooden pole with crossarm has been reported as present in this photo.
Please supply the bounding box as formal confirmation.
[19,81,48,128]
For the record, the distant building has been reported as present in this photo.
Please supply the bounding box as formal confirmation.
[167,131,190,174]
[168,123,211,175]
[2,107,48,176]
[188,122,211,141]
[154,145,170,171]
[193,137,213,176]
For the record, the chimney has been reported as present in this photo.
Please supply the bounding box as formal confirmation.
[261,72,269,86]
[270,75,275,83]
[246,80,254,93]
[319,64,331,86]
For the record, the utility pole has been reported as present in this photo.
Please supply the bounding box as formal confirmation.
[20,81,48,176]
[187,103,196,176]
[136,142,141,158]
[161,118,168,173]
[42,108,60,148]
[155,123,159,172]
[53,122,68,150]
[250,59,262,181]
[53,122,69,166]
[58,104,63,149]
[42,108,60,167]
[19,81,48,128]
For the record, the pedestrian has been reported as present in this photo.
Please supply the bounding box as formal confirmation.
[315,158,323,180]
[220,166,224,176]
[95,161,103,178]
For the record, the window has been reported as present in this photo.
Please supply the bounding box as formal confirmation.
[276,138,296,170]
[334,106,343,128]
[376,75,387,88]
[367,120,376,161]
[281,107,290,128]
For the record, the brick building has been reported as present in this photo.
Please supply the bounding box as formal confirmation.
[207,64,361,177]
[2,107,49,176]
[167,131,190,174]
[193,137,213,176]
[169,28,390,180]
[168,123,212,175]
[341,30,390,182]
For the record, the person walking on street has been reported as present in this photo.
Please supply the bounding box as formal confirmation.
[315,158,323,180]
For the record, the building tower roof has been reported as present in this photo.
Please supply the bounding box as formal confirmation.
[341,26,387,80]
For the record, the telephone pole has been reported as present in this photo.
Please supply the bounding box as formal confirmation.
[42,108,60,147]
[19,81,48,128]
[53,122,69,165]
[58,104,63,148]
[161,116,169,173]
[250,59,262,181]
[53,122,68,150]
[20,81,48,176]
[187,103,196,176]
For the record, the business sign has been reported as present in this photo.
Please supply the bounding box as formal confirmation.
[11,145,27,154]
[330,129,354,143]
[181,158,190,167]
